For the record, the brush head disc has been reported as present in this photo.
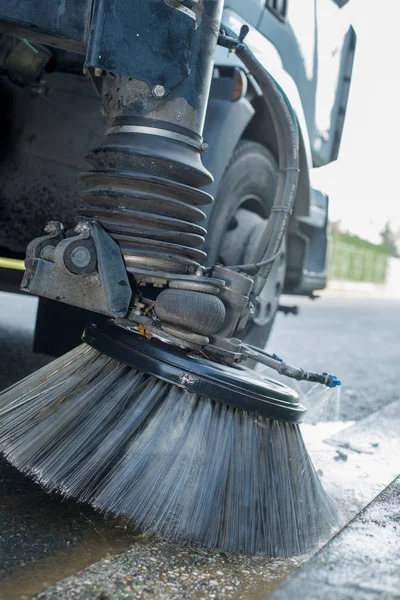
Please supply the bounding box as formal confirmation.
[83,322,306,424]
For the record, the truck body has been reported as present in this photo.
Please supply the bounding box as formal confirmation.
[0,0,355,354]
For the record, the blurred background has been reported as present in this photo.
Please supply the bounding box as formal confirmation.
[312,0,400,295]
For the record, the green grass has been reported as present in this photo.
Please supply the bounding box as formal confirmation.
[329,231,389,284]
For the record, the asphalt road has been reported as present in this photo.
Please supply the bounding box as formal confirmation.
[0,291,399,597]
[269,294,400,421]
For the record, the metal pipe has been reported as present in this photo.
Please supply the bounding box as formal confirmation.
[243,344,341,388]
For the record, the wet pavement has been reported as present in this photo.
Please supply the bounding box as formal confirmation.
[0,292,399,598]
[269,295,400,422]
[268,476,400,600]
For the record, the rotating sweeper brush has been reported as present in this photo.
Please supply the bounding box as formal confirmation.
[0,6,340,556]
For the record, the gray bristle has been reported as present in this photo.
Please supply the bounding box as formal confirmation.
[0,344,338,556]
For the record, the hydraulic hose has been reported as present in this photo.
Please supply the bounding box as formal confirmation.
[218,27,299,296]
[243,344,341,388]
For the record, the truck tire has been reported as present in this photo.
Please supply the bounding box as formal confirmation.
[206,140,286,349]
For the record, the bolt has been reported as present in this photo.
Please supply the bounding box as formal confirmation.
[41,245,55,262]
[44,221,63,234]
[75,221,90,234]
[152,85,166,99]
[70,246,92,268]
[176,111,183,121]
[200,142,209,154]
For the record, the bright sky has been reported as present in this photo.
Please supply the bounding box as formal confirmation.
[311,0,400,244]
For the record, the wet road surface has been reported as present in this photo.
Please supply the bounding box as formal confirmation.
[0,292,399,598]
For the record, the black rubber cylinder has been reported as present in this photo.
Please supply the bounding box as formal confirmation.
[155,289,225,335]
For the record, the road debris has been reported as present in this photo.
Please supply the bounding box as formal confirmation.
[33,540,306,600]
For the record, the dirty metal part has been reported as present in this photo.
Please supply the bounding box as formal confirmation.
[24,220,64,262]
[17,0,260,356]
[243,344,341,388]
[114,314,204,351]
[21,221,131,318]
[84,65,103,96]
[80,0,224,276]
[0,73,104,255]
[18,0,226,352]
[16,0,227,353]
[211,265,254,337]
[117,279,226,350]
[0,1,196,90]
[98,0,219,136]
[152,85,166,99]
[218,208,286,328]
[132,269,225,289]
[83,322,306,423]
[63,238,97,275]
[0,0,91,54]
[77,0,224,308]
[205,335,243,364]
[86,0,196,96]
[168,279,220,294]
[278,304,299,315]
[161,324,210,346]
[40,245,56,262]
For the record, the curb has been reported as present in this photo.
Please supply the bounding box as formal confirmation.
[267,476,400,599]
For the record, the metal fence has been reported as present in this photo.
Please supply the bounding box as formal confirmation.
[329,235,389,284]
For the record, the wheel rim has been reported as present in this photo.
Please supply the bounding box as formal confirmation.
[218,205,286,330]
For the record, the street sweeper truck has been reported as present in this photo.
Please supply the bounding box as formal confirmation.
[0,0,355,555]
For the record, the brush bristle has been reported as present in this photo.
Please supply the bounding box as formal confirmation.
[0,344,338,556]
